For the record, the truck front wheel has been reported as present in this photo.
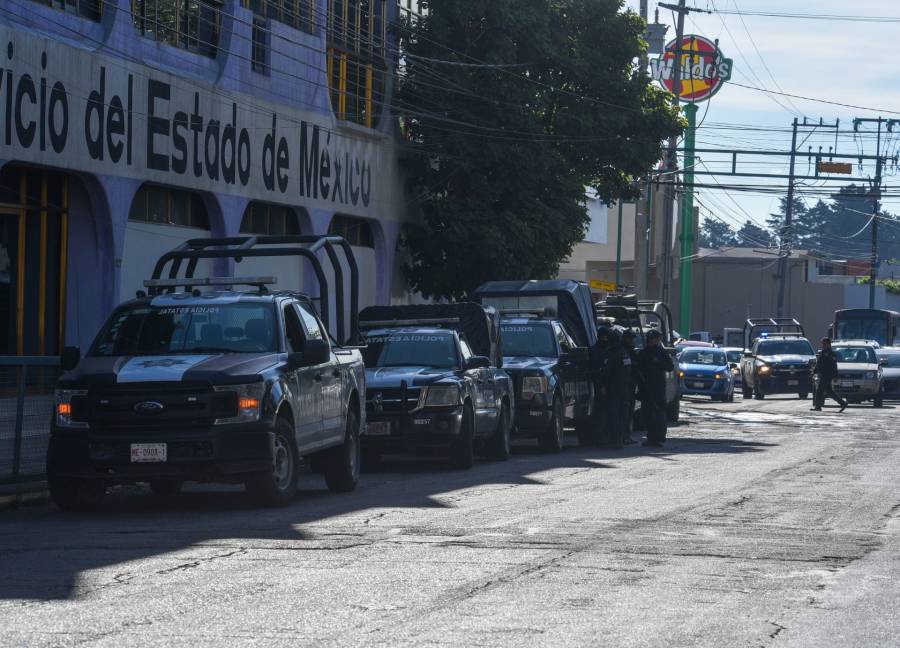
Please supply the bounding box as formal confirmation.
[538,394,565,453]
[245,417,298,506]
[449,402,475,469]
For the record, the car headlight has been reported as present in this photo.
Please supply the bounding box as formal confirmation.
[522,376,549,399]
[214,383,265,424]
[677,370,685,378]
[424,385,461,407]
[55,389,88,428]
[757,364,771,374]
[715,373,722,380]
[865,371,876,380]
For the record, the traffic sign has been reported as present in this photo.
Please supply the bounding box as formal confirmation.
[817,161,852,175]
[589,280,618,292]
[651,35,732,103]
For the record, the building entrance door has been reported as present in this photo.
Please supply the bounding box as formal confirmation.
[0,166,69,356]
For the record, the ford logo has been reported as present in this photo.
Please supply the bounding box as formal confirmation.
[134,401,165,414]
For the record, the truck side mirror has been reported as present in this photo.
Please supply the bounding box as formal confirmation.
[288,339,330,369]
[61,346,81,371]
[465,356,491,370]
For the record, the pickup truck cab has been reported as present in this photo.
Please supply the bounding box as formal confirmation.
[473,280,597,451]
[47,236,365,510]
[359,303,514,469]
[740,335,815,400]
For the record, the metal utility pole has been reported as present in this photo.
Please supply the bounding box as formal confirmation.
[776,118,799,318]
[615,200,624,288]
[852,117,897,308]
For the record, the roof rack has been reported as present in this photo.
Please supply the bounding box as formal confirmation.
[360,318,461,329]
[498,308,555,318]
[148,235,359,345]
[743,317,805,348]
[144,276,276,292]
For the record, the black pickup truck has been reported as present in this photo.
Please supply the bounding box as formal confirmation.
[739,318,814,400]
[358,303,514,469]
[474,280,596,450]
[47,236,365,510]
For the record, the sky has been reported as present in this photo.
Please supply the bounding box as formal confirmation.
[621,0,900,252]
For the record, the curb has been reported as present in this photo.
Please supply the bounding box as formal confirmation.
[0,488,50,511]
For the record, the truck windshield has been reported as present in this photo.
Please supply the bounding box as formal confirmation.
[363,332,459,369]
[836,317,888,346]
[834,346,877,364]
[725,350,742,363]
[681,350,726,366]
[500,323,557,357]
[91,302,277,356]
[757,340,813,356]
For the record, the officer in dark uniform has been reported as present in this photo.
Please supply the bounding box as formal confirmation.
[598,326,629,449]
[588,326,611,447]
[637,329,674,447]
[813,337,847,412]
[621,328,640,445]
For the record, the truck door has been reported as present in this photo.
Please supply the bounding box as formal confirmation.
[283,302,324,447]
[460,336,494,435]
[295,301,344,443]
[553,322,578,417]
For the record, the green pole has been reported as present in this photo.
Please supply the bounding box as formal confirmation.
[615,200,624,288]
[679,102,698,334]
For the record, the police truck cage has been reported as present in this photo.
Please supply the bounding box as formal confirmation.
[497,308,556,319]
[743,317,805,350]
[146,235,360,345]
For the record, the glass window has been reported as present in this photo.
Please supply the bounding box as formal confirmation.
[129,184,210,229]
[30,0,101,20]
[755,340,814,356]
[725,350,743,363]
[458,338,473,361]
[329,214,374,247]
[132,0,221,58]
[240,202,301,236]
[362,331,459,369]
[833,346,877,364]
[283,303,305,353]
[681,350,727,366]
[836,317,889,346]
[500,323,558,358]
[295,303,324,341]
[878,353,900,368]
[328,0,387,127]
[91,302,277,355]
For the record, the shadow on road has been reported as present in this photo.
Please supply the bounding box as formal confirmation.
[0,425,779,601]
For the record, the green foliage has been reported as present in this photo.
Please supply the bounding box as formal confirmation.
[395,0,683,299]
[698,219,737,249]
[735,220,773,248]
[856,276,900,295]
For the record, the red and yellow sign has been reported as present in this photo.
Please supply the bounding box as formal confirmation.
[651,35,732,103]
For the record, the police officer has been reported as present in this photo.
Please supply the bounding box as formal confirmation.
[813,337,847,412]
[588,326,612,447]
[637,329,674,447]
[598,326,629,449]
[621,328,640,445]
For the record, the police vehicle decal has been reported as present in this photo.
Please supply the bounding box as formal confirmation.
[117,355,214,383]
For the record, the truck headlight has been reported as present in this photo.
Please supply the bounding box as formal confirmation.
[214,383,265,424]
[757,364,771,375]
[522,376,548,399]
[424,385,460,407]
[55,389,88,428]
[865,371,876,380]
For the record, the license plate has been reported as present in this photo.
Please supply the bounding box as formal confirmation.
[692,382,705,388]
[838,381,855,388]
[787,379,799,386]
[365,421,391,436]
[130,443,166,463]
[530,410,544,417]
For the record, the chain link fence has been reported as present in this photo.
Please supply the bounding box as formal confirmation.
[0,357,60,495]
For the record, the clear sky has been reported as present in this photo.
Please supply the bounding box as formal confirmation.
[622,1,900,251]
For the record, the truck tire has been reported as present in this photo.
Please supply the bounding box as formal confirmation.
[538,395,565,454]
[324,407,362,492]
[485,400,511,461]
[666,397,681,423]
[874,394,884,408]
[48,475,105,512]
[742,382,752,399]
[449,402,475,469]
[753,386,766,400]
[245,417,298,506]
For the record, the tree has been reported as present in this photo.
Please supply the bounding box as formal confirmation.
[396,0,683,299]
[766,196,806,249]
[698,218,737,249]
[735,220,773,248]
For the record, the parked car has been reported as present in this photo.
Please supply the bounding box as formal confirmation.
[722,347,744,387]
[358,303,514,469]
[740,327,815,400]
[47,236,365,511]
[474,280,597,450]
[877,347,900,398]
[675,340,715,356]
[678,348,735,402]
[821,341,884,407]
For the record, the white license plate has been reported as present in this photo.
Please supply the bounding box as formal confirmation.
[130,443,166,463]
[366,422,391,436]
[787,379,799,386]
[692,382,705,388]
[530,410,544,417]
[838,381,855,388]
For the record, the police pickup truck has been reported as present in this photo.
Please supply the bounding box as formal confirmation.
[47,236,365,510]
[739,318,815,400]
[359,303,514,469]
[473,280,596,451]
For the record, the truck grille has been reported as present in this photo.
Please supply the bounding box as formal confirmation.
[80,382,236,431]
[366,387,423,415]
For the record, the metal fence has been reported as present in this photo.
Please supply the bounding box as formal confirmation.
[0,357,60,495]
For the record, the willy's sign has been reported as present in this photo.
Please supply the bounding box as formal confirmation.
[651,35,732,103]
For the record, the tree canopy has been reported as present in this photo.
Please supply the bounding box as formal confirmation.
[395,0,683,299]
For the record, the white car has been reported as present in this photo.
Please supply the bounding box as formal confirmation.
[820,341,884,407]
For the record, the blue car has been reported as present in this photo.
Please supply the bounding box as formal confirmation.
[678,348,735,402]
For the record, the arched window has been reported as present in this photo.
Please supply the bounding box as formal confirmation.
[329,214,374,248]
[240,202,302,236]
[132,0,221,58]
[327,0,387,128]
[129,184,210,229]
[30,0,101,20]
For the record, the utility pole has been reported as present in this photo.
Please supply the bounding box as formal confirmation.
[615,200,624,288]
[852,117,897,308]
[775,118,798,319]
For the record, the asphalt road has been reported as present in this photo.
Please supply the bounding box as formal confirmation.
[3,395,900,647]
